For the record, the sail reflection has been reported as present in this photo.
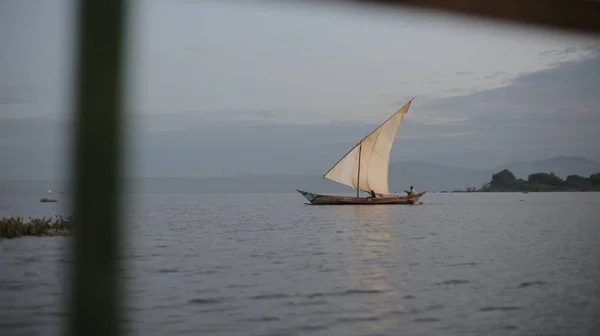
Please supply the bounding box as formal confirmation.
[334,205,407,334]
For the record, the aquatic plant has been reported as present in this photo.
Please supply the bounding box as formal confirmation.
[0,215,73,239]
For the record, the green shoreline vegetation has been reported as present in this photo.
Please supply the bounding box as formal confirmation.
[0,216,73,239]
[450,170,600,193]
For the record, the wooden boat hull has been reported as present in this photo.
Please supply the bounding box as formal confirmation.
[297,189,426,205]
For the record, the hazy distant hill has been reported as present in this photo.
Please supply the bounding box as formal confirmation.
[2,156,598,194]
[131,156,600,193]
[387,161,491,192]
[388,156,600,191]
[127,174,349,194]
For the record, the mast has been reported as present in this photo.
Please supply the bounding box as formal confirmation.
[357,144,362,197]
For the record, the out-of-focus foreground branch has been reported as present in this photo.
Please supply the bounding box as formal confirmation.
[306,0,600,36]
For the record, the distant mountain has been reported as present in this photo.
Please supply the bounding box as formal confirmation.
[2,156,598,194]
[127,161,492,193]
[495,156,600,179]
[387,161,491,192]
[126,174,349,194]
[124,164,486,194]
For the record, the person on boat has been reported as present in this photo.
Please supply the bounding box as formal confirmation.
[406,186,415,197]
[370,190,376,198]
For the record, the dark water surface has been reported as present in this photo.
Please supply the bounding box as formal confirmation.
[1,192,599,335]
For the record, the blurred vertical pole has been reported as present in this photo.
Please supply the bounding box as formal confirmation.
[69,0,127,335]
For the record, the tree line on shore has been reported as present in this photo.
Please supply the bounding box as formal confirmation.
[476,169,600,192]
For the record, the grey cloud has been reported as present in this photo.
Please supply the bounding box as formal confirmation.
[422,47,600,116]
[400,52,600,166]
[483,71,506,79]
[540,44,598,57]
[2,104,598,179]
[143,109,289,126]
[444,88,467,94]
[208,109,287,120]
[391,95,419,107]
[0,97,32,104]
[543,44,600,67]
[539,49,559,55]
[456,71,475,76]
[580,43,600,52]
[560,46,579,55]
[2,48,599,179]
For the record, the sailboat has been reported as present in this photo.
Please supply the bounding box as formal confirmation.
[297,97,427,205]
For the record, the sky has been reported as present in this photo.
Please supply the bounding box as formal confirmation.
[0,0,599,179]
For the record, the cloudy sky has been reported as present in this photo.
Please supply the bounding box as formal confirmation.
[1,0,599,179]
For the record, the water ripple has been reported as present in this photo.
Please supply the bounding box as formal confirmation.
[479,306,522,312]
[2,192,600,336]
[188,298,223,305]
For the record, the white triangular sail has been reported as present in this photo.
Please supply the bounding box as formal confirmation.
[323,98,414,196]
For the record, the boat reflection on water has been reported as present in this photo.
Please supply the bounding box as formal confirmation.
[331,205,410,334]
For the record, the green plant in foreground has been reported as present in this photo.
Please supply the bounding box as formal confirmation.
[0,215,73,239]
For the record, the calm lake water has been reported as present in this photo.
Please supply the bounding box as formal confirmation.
[1,192,599,336]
